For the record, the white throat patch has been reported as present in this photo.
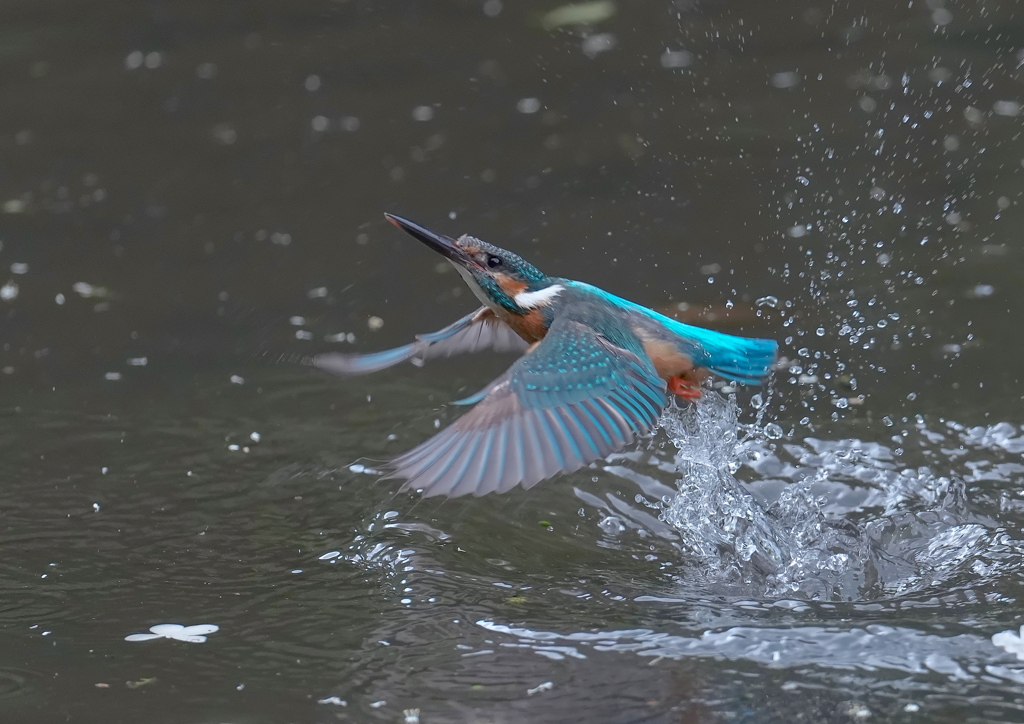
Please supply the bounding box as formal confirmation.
[514,284,564,310]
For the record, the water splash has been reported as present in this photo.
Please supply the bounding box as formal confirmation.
[659,393,869,598]
[646,392,1021,601]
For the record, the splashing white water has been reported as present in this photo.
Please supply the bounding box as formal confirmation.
[640,392,1022,601]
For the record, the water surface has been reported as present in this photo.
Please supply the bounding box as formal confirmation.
[1,0,1023,721]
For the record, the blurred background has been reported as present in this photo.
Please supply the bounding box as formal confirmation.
[2,0,1024,722]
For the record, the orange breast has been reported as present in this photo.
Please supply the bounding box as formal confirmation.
[504,308,547,344]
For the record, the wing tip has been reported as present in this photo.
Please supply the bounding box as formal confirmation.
[312,344,417,377]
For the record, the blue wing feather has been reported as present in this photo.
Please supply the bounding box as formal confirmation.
[313,306,528,377]
[462,428,495,496]
[385,317,668,497]
[484,422,509,496]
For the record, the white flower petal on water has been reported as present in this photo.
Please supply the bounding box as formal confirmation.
[125,622,219,643]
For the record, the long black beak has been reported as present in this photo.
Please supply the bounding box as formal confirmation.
[384,213,474,266]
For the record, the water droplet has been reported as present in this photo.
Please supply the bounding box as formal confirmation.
[771,71,801,89]
[598,516,625,535]
[660,50,693,68]
[412,105,434,122]
[516,97,541,114]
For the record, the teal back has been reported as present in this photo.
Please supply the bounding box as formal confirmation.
[567,282,778,384]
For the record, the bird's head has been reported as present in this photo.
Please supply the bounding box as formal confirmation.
[384,213,561,315]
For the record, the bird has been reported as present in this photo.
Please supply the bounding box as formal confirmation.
[314,214,778,498]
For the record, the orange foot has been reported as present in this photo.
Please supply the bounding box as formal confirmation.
[668,375,703,401]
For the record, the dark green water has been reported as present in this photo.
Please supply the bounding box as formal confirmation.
[2,1,1024,721]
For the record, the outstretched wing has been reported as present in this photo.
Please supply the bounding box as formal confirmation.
[387,317,668,497]
[313,307,528,376]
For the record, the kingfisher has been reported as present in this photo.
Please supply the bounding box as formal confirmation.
[315,214,777,498]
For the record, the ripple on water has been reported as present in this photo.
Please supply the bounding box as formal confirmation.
[475,619,1024,689]
[0,668,44,705]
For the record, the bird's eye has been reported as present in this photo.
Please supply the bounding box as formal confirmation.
[486,255,502,268]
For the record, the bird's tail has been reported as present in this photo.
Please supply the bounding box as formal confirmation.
[672,322,779,384]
